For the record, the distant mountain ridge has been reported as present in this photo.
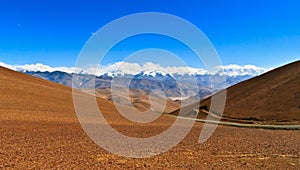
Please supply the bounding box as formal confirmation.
[0,61,268,98]
[0,61,267,77]
[24,70,255,98]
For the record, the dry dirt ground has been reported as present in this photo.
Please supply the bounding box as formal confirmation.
[0,66,299,169]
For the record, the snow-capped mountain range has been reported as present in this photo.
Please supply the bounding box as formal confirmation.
[0,61,269,98]
[0,61,268,77]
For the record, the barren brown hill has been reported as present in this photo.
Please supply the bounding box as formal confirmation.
[94,88,180,113]
[198,60,300,124]
[0,66,299,169]
[0,66,74,118]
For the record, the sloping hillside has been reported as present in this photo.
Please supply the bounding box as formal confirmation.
[198,61,300,124]
[0,66,74,119]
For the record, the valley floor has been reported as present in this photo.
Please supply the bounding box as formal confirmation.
[0,109,299,169]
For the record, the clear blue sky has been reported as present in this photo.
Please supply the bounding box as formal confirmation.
[0,0,299,69]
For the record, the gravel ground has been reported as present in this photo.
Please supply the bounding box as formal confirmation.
[0,109,299,169]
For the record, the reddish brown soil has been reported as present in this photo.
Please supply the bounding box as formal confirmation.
[198,61,300,125]
[0,66,299,169]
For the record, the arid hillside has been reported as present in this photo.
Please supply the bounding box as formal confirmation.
[0,66,74,118]
[198,61,300,124]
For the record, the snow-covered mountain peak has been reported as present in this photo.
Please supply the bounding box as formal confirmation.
[0,61,269,77]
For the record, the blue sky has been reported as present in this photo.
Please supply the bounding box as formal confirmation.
[0,0,299,69]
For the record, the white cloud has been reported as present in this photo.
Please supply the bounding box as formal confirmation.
[0,61,268,77]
